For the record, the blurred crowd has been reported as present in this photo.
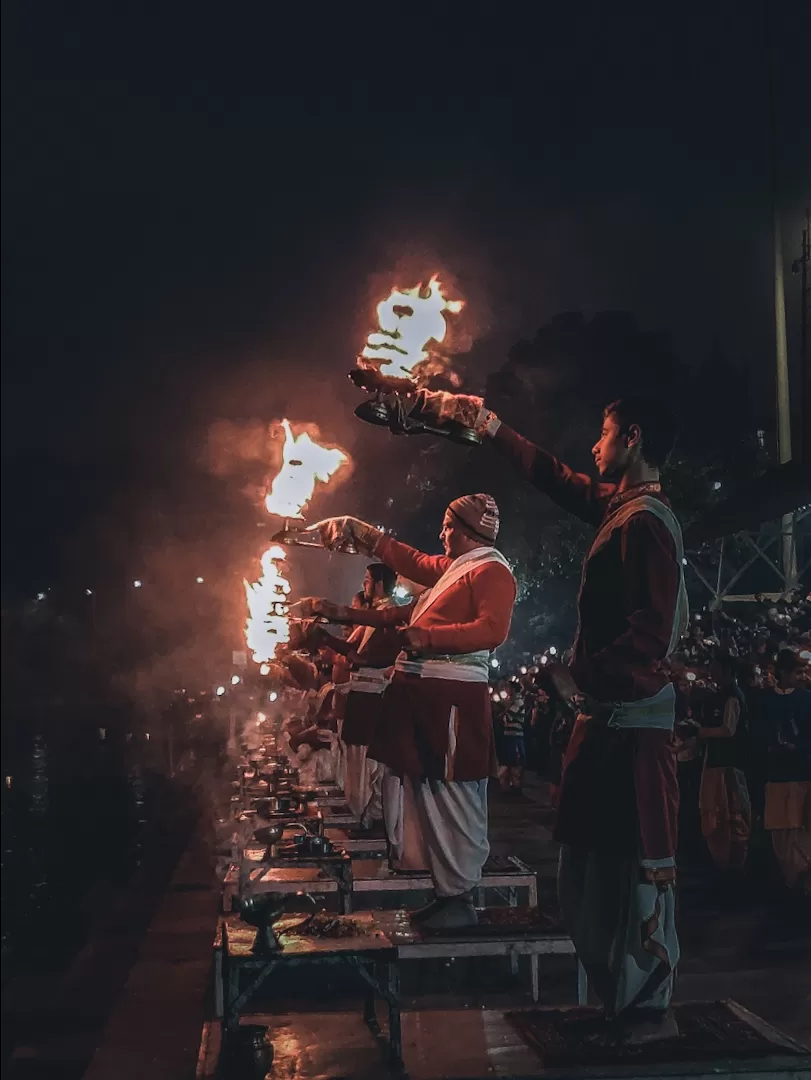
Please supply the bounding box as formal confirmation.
[234,595,810,896]
[490,597,811,895]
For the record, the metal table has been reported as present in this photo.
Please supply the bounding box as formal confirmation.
[223,852,354,914]
[213,912,402,1066]
[374,908,580,1005]
[326,827,388,857]
[320,804,361,828]
[352,854,539,909]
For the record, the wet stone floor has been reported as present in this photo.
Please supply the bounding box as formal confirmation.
[205,777,811,1078]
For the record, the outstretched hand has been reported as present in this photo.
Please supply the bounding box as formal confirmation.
[292,597,343,621]
[418,390,495,434]
[305,516,382,555]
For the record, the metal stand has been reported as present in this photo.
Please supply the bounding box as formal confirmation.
[215,916,403,1068]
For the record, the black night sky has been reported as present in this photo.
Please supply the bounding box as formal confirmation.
[2,1,809,611]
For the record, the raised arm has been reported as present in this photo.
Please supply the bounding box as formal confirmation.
[374,534,453,587]
[416,391,613,525]
[294,597,413,627]
[489,423,612,526]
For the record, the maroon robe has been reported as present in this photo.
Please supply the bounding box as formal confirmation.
[341,621,402,747]
[493,424,680,863]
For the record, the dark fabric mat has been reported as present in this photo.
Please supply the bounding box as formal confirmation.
[507,1002,804,1068]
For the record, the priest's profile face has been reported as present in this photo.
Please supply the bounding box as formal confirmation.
[440,510,476,559]
[592,413,632,479]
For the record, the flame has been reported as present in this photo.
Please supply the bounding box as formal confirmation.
[244,544,292,663]
[360,275,464,382]
[264,419,347,519]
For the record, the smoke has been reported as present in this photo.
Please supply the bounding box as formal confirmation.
[202,417,353,514]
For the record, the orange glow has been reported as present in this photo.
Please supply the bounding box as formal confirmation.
[244,544,292,663]
[359,275,463,382]
[264,419,348,519]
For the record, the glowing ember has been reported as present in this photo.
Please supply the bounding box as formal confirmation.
[360,275,463,382]
[244,544,293,663]
[264,419,347,519]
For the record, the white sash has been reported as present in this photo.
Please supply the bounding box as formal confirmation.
[349,667,390,695]
[411,546,512,620]
[582,494,687,729]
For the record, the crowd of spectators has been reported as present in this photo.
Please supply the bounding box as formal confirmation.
[491,597,811,894]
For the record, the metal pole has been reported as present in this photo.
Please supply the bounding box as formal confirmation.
[794,208,810,463]
[774,214,797,592]
[766,3,797,592]
[774,214,792,467]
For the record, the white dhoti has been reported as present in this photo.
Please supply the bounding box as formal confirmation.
[343,744,384,821]
[363,756,384,823]
[343,743,368,818]
[558,845,679,1017]
[412,777,490,897]
[382,769,429,870]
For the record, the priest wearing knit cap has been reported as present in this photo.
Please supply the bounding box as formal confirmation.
[301,494,516,929]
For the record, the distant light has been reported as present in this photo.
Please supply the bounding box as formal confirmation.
[712,481,722,491]
[686,672,696,682]
[259,663,271,676]
[256,712,266,723]
[490,658,500,669]
[230,675,241,685]
[36,592,46,601]
[196,576,205,584]
[99,727,106,740]
[520,666,528,675]
[133,579,143,589]
[499,690,509,700]
[800,650,811,661]
[5,776,11,789]
[269,691,278,702]
[216,685,226,696]
[548,646,558,656]
[85,588,93,596]
[145,732,150,740]
[540,655,549,665]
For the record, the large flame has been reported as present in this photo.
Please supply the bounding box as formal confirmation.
[244,544,292,663]
[360,275,463,382]
[264,419,347,519]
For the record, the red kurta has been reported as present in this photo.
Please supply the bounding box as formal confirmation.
[492,424,680,862]
[363,534,517,781]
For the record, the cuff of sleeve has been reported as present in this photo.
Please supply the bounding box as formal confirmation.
[475,407,501,437]
[640,856,676,869]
